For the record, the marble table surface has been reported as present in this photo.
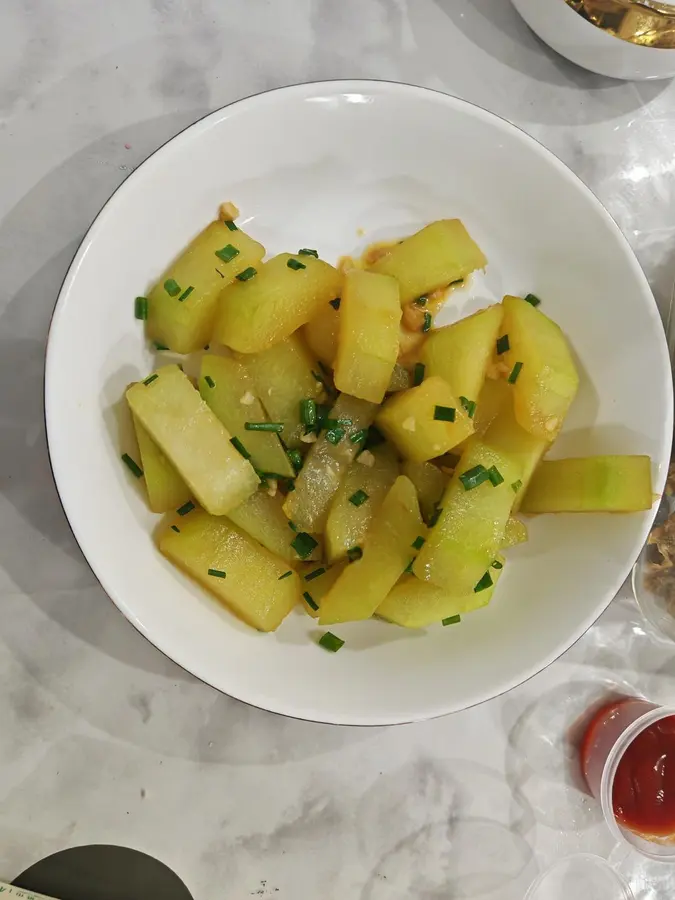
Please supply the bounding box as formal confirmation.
[3,0,675,897]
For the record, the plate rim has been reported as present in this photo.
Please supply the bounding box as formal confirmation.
[44,78,674,726]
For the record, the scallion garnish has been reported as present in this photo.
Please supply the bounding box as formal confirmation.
[474,571,493,593]
[442,615,461,626]
[415,296,428,307]
[318,631,344,653]
[413,362,425,387]
[287,258,306,271]
[143,374,159,386]
[325,427,345,445]
[291,532,319,559]
[225,219,238,231]
[164,278,181,297]
[298,248,319,258]
[230,436,251,459]
[134,296,148,320]
[154,341,169,351]
[434,405,456,423]
[121,453,143,478]
[288,520,298,532]
[177,501,195,516]
[178,285,194,302]
[215,244,240,263]
[347,546,363,562]
[204,375,215,389]
[278,570,293,580]
[492,559,503,569]
[236,267,257,282]
[459,396,476,418]
[524,293,541,307]
[349,489,369,507]
[208,568,227,579]
[422,311,432,332]
[245,422,284,433]
[459,464,490,491]
[303,591,319,611]
[508,362,523,384]
[171,525,180,533]
[349,429,368,446]
[305,567,326,582]
[511,479,523,493]
[325,417,352,429]
[496,334,510,355]
[487,465,504,487]
[429,506,442,527]
[329,298,341,310]
[300,398,317,429]
[404,559,414,575]
[412,536,425,551]
[287,449,303,473]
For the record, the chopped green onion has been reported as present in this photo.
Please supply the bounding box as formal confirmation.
[329,298,341,310]
[134,296,148,320]
[434,405,456,423]
[404,559,414,575]
[230,436,251,459]
[305,567,326,582]
[508,362,523,384]
[325,418,352,430]
[288,520,298,532]
[143,374,158,386]
[415,296,428,307]
[215,244,240,263]
[236,267,257,282]
[429,506,442,527]
[422,311,432,332]
[474,571,493,593]
[154,341,169,351]
[524,293,541,307]
[487,465,504,487]
[442,615,461,626]
[349,489,369,507]
[287,449,303,473]
[496,334,510,355]
[325,427,345,445]
[204,375,215,389]
[492,559,503,570]
[303,591,319,611]
[412,536,425,551]
[225,219,238,231]
[298,248,319,258]
[350,428,368,446]
[245,422,284,433]
[278,570,293,580]
[164,278,181,297]
[171,525,180,533]
[318,631,344,653]
[178,285,194,302]
[459,396,476,418]
[300,398,317,428]
[177,501,195,516]
[347,546,363,562]
[208,568,227,579]
[121,453,143,478]
[511,479,523,493]
[413,363,425,386]
[291,532,319,559]
[287,258,306,271]
[459,464,490,491]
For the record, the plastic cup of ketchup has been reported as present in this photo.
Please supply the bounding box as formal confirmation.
[580,694,675,860]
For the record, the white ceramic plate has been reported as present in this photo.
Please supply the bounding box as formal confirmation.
[46,81,672,725]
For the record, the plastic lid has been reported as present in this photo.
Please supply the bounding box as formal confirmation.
[525,855,634,900]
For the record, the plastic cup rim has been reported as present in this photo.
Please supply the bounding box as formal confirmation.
[523,852,635,900]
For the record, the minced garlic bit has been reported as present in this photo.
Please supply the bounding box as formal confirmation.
[239,391,255,406]
[402,417,416,433]
[301,432,318,444]
[219,201,240,221]
[545,417,559,433]
[356,450,375,467]
[266,478,278,498]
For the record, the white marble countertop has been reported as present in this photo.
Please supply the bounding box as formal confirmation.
[3,1,675,897]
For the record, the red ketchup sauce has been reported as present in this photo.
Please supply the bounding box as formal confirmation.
[580,697,675,839]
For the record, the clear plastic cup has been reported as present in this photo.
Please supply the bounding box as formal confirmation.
[581,695,675,861]
[524,854,634,900]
